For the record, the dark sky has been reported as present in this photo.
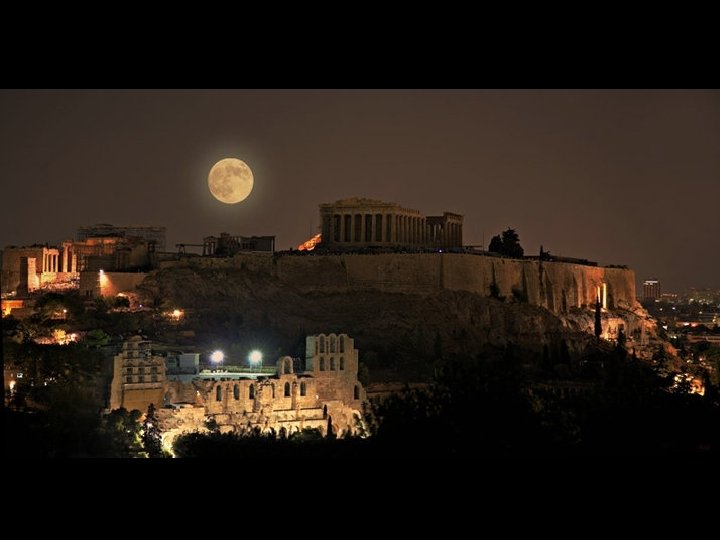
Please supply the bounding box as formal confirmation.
[1,90,718,292]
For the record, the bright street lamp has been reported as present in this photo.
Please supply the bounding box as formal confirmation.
[248,350,262,371]
[210,350,224,369]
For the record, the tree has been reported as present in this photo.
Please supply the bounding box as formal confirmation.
[501,228,524,258]
[85,328,110,348]
[617,328,627,350]
[142,403,164,458]
[488,235,503,253]
[487,229,524,258]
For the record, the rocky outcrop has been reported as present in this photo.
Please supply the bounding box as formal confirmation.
[139,265,625,371]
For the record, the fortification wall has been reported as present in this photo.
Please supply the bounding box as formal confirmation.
[272,253,638,314]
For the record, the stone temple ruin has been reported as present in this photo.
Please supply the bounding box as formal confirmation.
[109,334,367,447]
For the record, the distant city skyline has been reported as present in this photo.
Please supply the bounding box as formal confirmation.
[1,90,718,291]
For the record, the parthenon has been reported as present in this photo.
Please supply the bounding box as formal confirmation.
[319,198,463,249]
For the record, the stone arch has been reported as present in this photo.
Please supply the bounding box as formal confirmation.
[284,382,290,397]
[339,335,345,352]
[278,356,293,374]
[319,335,326,353]
[329,334,337,353]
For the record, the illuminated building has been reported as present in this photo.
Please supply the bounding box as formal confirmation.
[643,278,661,301]
[109,336,167,413]
[110,334,367,443]
[319,198,463,249]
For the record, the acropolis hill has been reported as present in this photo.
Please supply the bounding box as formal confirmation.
[160,250,638,314]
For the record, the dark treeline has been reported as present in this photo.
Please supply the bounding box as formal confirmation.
[5,296,719,458]
[169,345,720,458]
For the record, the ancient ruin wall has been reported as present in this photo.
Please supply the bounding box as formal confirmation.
[273,253,638,313]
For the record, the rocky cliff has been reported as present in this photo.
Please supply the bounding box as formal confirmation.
[139,255,655,379]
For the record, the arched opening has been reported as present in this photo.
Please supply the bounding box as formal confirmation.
[330,335,336,352]
[320,357,325,371]
[339,357,345,370]
[319,336,325,353]
[284,359,291,374]
[216,386,222,401]
[300,381,306,396]
[339,335,345,352]
[354,385,359,400]
[249,384,255,399]
[233,384,239,400]
[271,383,275,398]
[284,382,290,397]
[330,357,336,370]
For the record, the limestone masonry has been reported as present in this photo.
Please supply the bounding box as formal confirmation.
[110,334,366,446]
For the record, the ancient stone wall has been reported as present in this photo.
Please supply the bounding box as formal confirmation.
[271,253,638,314]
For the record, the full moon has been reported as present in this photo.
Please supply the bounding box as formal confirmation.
[208,158,254,204]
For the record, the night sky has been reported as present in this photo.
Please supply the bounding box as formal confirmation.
[1,90,718,292]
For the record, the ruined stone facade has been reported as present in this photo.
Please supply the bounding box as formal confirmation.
[77,224,166,252]
[201,233,275,256]
[109,334,367,446]
[1,245,63,294]
[319,198,463,249]
[2,236,155,295]
[109,336,166,413]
